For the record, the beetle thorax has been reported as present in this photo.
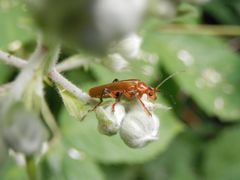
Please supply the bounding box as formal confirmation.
[137,82,148,92]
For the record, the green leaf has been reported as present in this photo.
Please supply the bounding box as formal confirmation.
[203,0,240,25]
[144,33,240,121]
[174,3,200,24]
[203,126,240,180]
[143,132,201,180]
[0,0,34,49]
[60,94,183,164]
[40,141,104,180]
[101,164,139,180]
[57,85,91,121]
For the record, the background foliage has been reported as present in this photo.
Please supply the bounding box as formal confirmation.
[0,0,240,179]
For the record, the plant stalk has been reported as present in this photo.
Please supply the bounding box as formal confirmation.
[26,156,39,180]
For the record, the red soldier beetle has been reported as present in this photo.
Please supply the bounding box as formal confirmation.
[88,71,182,116]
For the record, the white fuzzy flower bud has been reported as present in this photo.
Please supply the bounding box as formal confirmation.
[139,94,156,111]
[94,0,147,44]
[1,102,47,155]
[120,96,160,148]
[104,53,129,72]
[110,33,142,59]
[120,109,159,148]
[151,0,176,19]
[28,0,148,53]
[96,103,126,136]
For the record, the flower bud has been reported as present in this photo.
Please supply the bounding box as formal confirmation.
[104,53,129,72]
[139,94,156,111]
[119,96,160,148]
[120,109,159,148]
[150,0,176,19]
[27,0,148,53]
[96,103,126,136]
[1,102,48,155]
[110,33,142,59]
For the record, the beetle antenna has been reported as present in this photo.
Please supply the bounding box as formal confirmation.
[155,70,185,91]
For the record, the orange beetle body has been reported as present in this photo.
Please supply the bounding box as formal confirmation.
[89,79,157,100]
[89,79,157,116]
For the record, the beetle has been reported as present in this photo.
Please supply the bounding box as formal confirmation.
[89,71,182,116]
[89,79,155,116]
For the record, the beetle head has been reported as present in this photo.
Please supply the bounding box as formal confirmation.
[147,88,157,101]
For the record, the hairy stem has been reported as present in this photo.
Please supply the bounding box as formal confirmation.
[41,98,60,139]
[48,68,91,102]
[56,55,89,72]
[0,50,27,68]
[9,36,48,101]
[0,49,91,102]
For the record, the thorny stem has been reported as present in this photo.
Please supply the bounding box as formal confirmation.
[56,55,89,72]
[0,49,91,102]
[0,50,87,72]
[0,50,27,68]
[48,68,91,102]
[41,98,60,139]
[9,37,48,101]
[42,44,61,74]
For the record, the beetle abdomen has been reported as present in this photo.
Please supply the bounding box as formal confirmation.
[89,86,108,98]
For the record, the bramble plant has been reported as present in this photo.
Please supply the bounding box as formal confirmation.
[0,0,240,180]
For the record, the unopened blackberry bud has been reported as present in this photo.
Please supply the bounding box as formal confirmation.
[1,102,47,155]
[104,53,129,72]
[120,110,159,148]
[94,0,147,45]
[96,103,126,136]
[150,0,176,19]
[27,0,148,53]
[109,33,142,59]
[120,97,160,148]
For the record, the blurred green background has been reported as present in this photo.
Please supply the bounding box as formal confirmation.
[0,0,240,179]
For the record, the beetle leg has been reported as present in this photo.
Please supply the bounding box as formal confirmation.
[123,91,134,100]
[111,92,123,112]
[90,88,111,111]
[112,78,119,83]
[137,96,152,117]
